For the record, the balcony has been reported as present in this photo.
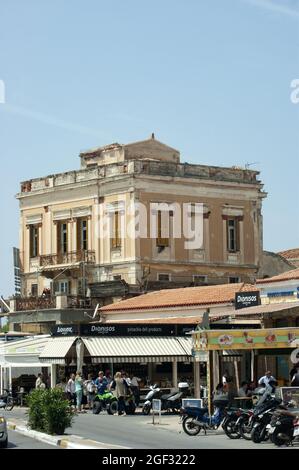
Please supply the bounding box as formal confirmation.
[14,296,55,312]
[12,295,93,312]
[40,250,95,267]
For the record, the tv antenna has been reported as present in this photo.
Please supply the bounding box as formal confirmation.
[245,162,259,170]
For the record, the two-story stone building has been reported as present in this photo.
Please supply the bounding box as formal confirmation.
[9,135,266,332]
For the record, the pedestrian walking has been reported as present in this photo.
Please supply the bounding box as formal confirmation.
[66,373,76,406]
[75,372,84,412]
[84,373,97,410]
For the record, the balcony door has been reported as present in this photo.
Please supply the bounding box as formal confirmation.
[76,218,88,255]
[57,221,68,262]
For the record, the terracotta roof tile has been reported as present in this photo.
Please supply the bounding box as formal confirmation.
[100,283,257,312]
[257,267,299,284]
[278,248,299,260]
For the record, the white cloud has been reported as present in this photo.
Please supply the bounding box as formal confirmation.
[2,103,107,137]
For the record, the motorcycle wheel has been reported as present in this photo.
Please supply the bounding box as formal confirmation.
[182,417,202,436]
[5,397,14,411]
[142,403,151,415]
[251,425,264,443]
[92,401,102,415]
[223,419,241,439]
[271,427,293,447]
[238,417,252,441]
[107,400,118,415]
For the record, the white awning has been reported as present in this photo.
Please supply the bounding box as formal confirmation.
[39,337,76,364]
[83,336,193,363]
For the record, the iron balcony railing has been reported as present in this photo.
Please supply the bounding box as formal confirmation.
[39,250,95,266]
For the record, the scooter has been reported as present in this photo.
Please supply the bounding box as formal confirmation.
[160,383,189,413]
[142,384,161,415]
[180,398,229,436]
[268,408,298,446]
[0,389,14,411]
[142,382,189,415]
[236,393,282,440]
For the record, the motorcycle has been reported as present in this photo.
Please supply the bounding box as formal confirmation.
[0,389,14,411]
[180,398,229,436]
[237,394,282,440]
[268,408,298,446]
[142,382,189,415]
[142,384,161,415]
[92,389,118,415]
[222,407,244,439]
[250,408,276,443]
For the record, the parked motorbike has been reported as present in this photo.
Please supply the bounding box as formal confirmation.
[142,384,161,415]
[268,408,299,446]
[180,398,229,436]
[250,408,276,443]
[0,389,14,411]
[142,382,189,415]
[92,389,118,415]
[237,394,282,440]
[222,407,244,439]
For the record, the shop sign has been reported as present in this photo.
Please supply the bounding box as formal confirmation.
[235,291,260,310]
[80,323,176,337]
[52,324,79,336]
[192,349,208,362]
[193,327,299,351]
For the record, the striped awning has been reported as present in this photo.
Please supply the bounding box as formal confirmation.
[39,337,76,364]
[38,336,193,364]
[83,336,193,364]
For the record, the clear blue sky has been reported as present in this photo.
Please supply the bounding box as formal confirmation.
[0,0,299,297]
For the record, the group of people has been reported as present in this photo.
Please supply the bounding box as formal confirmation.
[57,370,141,414]
[213,370,278,404]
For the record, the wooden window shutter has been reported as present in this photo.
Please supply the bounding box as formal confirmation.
[57,222,61,254]
[76,219,81,252]
[156,211,169,247]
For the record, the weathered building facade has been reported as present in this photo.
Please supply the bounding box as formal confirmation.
[10,135,266,332]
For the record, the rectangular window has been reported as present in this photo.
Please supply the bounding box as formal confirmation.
[112,211,121,248]
[53,280,69,294]
[156,211,169,247]
[227,218,239,252]
[158,273,170,281]
[229,276,240,284]
[193,275,207,285]
[31,284,38,296]
[77,219,88,251]
[29,225,39,258]
[57,222,68,254]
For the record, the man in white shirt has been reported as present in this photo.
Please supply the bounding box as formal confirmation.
[258,371,276,387]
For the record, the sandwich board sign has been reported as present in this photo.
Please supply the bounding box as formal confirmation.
[152,399,162,424]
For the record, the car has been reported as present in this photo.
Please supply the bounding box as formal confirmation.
[0,416,8,448]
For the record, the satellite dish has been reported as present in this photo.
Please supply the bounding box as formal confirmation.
[290,348,299,364]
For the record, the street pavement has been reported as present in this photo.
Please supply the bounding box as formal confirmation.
[2,407,293,449]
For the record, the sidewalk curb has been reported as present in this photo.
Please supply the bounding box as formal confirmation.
[7,419,130,449]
